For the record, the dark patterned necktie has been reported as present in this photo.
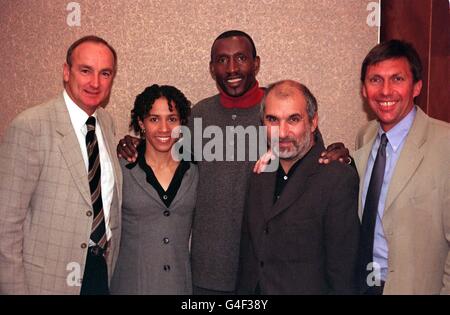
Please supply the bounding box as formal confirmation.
[359,133,388,291]
[85,116,107,249]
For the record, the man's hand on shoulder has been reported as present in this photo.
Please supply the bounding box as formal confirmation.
[253,149,276,174]
[117,135,141,163]
[318,142,352,165]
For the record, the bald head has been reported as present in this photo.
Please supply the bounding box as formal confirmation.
[261,80,318,122]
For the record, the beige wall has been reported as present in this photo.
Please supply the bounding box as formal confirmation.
[0,0,379,150]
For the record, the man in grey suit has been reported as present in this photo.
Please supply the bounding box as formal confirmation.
[0,35,122,294]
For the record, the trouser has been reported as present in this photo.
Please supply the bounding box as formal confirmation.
[80,246,109,295]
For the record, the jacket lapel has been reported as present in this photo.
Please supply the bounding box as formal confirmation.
[170,163,195,209]
[384,108,427,214]
[354,123,378,218]
[267,143,323,222]
[258,170,277,223]
[128,163,166,208]
[54,96,92,206]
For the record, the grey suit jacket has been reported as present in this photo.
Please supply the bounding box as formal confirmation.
[354,107,450,294]
[0,95,122,294]
[111,159,198,295]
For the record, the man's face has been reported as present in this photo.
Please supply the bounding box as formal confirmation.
[264,89,318,161]
[63,42,115,115]
[210,36,260,97]
[362,57,422,132]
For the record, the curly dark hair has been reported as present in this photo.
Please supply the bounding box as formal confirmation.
[130,84,191,136]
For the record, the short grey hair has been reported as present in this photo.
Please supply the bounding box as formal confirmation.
[260,80,318,121]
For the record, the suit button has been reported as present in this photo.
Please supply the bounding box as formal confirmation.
[264,227,269,234]
[163,265,171,271]
[80,243,87,249]
[86,210,93,217]
[163,210,170,217]
[163,195,168,200]
[260,261,264,268]
[163,237,169,244]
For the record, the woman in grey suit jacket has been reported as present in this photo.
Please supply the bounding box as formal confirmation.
[111,84,198,294]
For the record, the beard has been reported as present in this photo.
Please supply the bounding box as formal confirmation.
[270,130,313,161]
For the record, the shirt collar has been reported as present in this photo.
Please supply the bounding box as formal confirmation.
[63,89,97,134]
[277,155,303,178]
[377,106,416,153]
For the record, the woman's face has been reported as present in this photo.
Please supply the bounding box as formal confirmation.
[139,97,181,154]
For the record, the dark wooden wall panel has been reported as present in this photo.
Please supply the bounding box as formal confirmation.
[381,0,449,122]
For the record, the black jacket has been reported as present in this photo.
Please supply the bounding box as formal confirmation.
[237,142,360,294]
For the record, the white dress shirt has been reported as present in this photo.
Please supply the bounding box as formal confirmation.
[63,90,114,243]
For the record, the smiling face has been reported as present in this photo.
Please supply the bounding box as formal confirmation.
[362,57,422,132]
[263,85,318,167]
[139,97,181,154]
[63,41,115,115]
[210,36,260,97]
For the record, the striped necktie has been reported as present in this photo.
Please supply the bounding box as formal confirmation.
[85,116,107,249]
